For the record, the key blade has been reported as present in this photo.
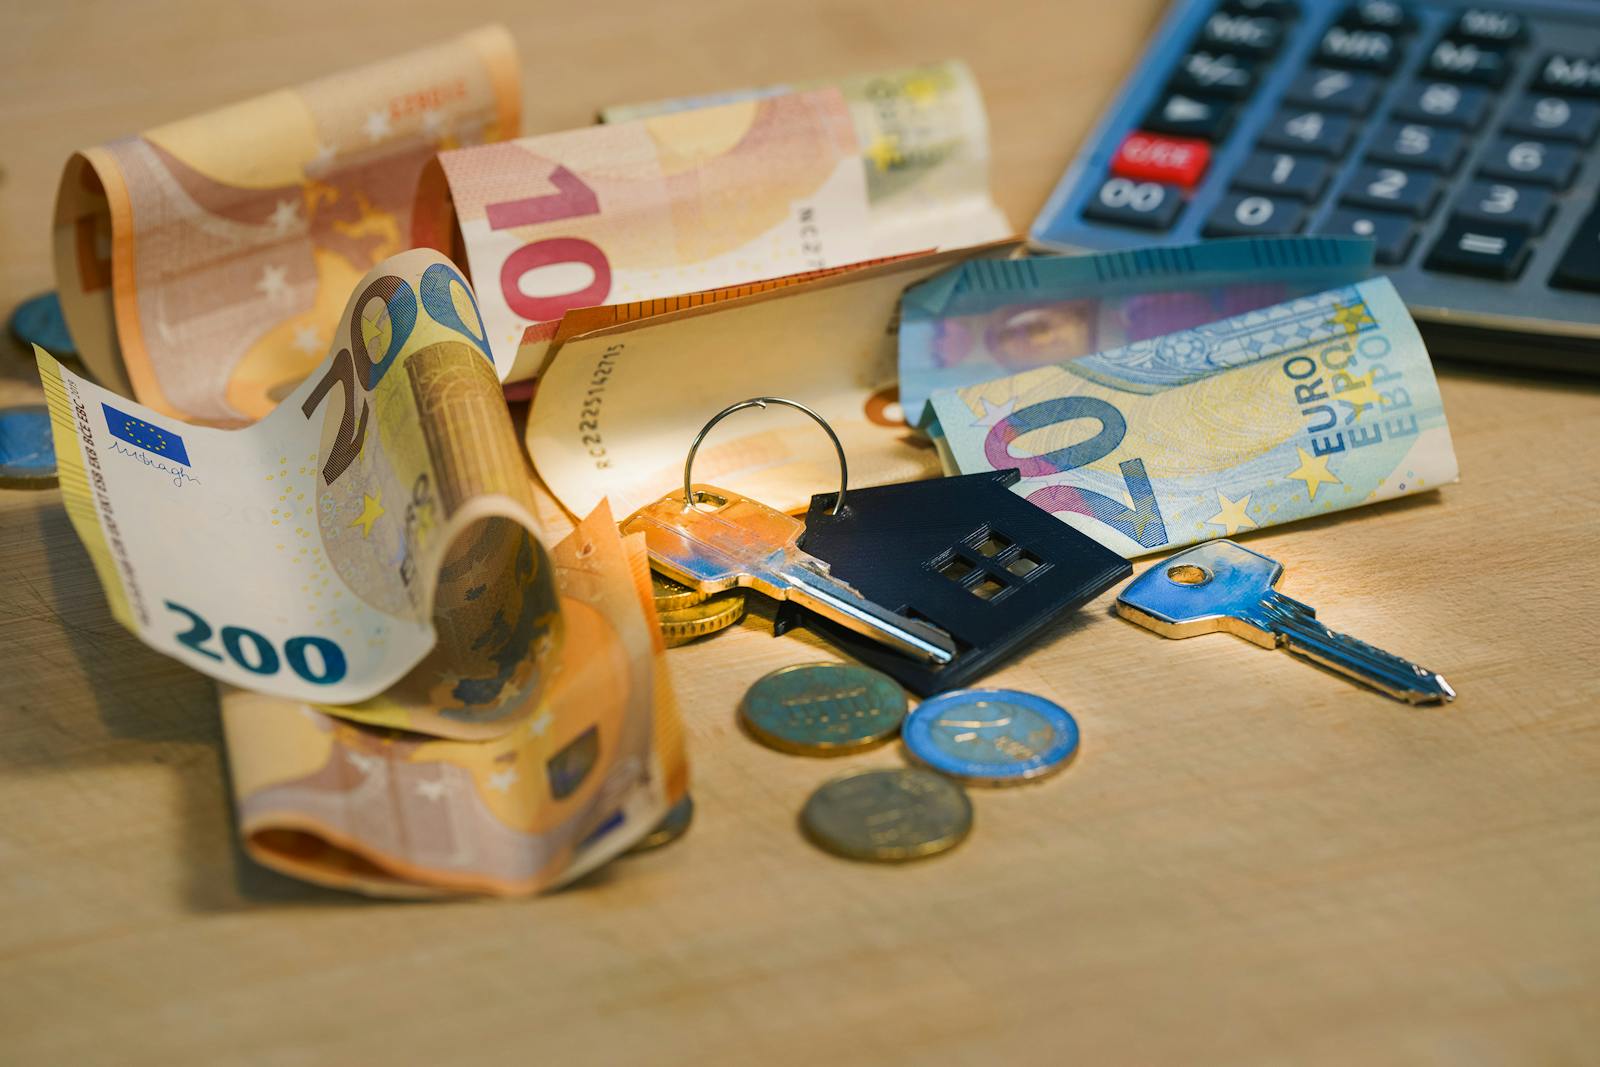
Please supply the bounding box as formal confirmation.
[1265,598,1456,705]
[777,554,958,666]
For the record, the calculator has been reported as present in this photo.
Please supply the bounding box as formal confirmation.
[1031,0,1600,375]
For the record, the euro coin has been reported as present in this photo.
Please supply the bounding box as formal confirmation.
[627,795,693,853]
[8,291,76,356]
[0,405,58,489]
[800,768,971,863]
[740,662,907,756]
[659,591,745,646]
[651,569,709,612]
[901,688,1079,786]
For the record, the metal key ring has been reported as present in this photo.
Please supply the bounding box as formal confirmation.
[683,397,848,516]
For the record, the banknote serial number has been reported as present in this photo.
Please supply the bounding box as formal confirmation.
[578,343,624,470]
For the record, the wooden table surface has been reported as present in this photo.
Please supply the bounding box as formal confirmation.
[3,2,1598,1064]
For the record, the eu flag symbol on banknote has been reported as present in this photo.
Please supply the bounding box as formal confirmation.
[102,404,190,466]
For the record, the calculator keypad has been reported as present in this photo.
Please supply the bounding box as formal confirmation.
[1039,0,1600,368]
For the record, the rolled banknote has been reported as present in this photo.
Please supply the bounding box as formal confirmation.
[38,249,563,740]
[600,60,1012,258]
[54,26,520,425]
[221,506,689,898]
[526,242,1017,519]
[928,277,1459,558]
[899,236,1374,423]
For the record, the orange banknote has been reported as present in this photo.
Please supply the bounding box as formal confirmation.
[53,25,520,425]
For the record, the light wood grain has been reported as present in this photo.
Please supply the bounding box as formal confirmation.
[2,2,1598,1064]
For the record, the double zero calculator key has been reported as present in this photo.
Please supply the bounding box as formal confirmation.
[1258,108,1354,155]
[1083,177,1183,230]
[1232,151,1329,200]
[1425,39,1511,87]
[1283,67,1380,113]
[1367,122,1463,171]
[1503,96,1600,145]
[1426,220,1532,279]
[1316,208,1416,264]
[1341,165,1442,217]
[1391,81,1490,129]
[1450,181,1553,235]
[1478,138,1580,189]
[1202,193,1305,237]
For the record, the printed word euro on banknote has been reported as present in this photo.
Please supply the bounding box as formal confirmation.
[53,26,520,424]
[929,278,1458,558]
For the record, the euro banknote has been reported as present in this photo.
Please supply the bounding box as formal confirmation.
[53,26,520,425]
[928,277,1458,558]
[38,249,565,740]
[600,60,1012,257]
[899,236,1374,423]
[526,242,1017,520]
[220,505,689,898]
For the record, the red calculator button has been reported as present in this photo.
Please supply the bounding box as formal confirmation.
[1111,132,1212,188]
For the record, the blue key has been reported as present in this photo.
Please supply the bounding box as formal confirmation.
[1284,67,1381,113]
[1478,138,1580,189]
[1171,51,1258,99]
[1115,540,1456,704]
[1503,96,1600,145]
[1258,108,1355,155]
[1425,220,1531,279]
[1531,54,1600,97]
[1202,193,1306,236]
[1450,181,1553,234]
[1391,81,1490,129]
[1367,121,1464,170]
[1424,39,1510,86]
[1232,151,1330,200]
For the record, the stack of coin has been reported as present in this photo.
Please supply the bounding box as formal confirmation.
[651,570,745,647]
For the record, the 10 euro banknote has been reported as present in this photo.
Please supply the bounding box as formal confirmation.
[928,277,1459,558]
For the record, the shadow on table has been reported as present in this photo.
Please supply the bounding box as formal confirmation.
[7,501,363,912]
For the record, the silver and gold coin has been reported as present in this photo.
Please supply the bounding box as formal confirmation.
[901,688,1079,786]
[740,662,907,756]
[659,591,745,646]
[800,767,972,863]
[651,569,710,613]
[627,795,693,853]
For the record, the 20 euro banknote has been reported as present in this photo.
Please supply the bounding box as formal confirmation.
[928,277,1459,558]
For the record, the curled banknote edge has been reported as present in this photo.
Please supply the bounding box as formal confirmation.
[221,508,689,898]
[37,248,573,740]
[599,60,1012,259]
[928,276,1460,558]
[898,235,1375,424]
[525,241,1019,520]
[53,25,521,425]
[418,65,1011,383]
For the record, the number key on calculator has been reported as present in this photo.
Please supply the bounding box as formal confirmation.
[1031,0,1600,375]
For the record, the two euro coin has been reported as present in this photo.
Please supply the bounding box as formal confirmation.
[901,688,1079,785]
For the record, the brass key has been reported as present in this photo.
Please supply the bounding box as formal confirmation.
[620,485,957,665]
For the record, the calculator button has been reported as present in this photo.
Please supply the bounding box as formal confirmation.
[1284,67,1381,113]
[1111,132,1211,188]
[1232,151,1329,200]
[1450,181,1553,234]
[1478,138,1580,189]
[1223,0,1297,17]
[1503,96,1600,145]
[1531,55,1600,99]
[1083,177,1184,231]
[1199,12,1284,58]
[1317,26,1400,73]
[1424,40,1510,87]
[1340,165,1442,217]
[1171,51,1258,100]
[1550,204,1600,292]
[1316,208,1417,264]
[1339,1,1414,33]
[1391,81,1491,129]
[1145,93,1236,140]
[1257,109,1355,156]
[1367,122,1463,171]
[1425,220,1531,279]
[1450,8,1525,47]
[1202,193,1306,237]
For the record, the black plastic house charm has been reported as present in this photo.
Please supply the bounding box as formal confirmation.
[772,469,1132,695]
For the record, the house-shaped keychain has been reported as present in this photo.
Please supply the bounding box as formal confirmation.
[773,469,1132,695]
